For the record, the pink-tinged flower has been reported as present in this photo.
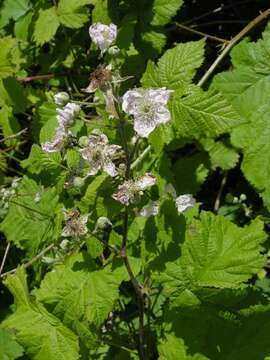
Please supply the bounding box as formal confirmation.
[42,103,80,153]
[113,173,156,206]
[89,23,117,53]
[61,209,88,238]
[122,88,173,138]
[80,133,121,177]
[57,102,81,129]
[175,194,195,214]
[41,125,66,153]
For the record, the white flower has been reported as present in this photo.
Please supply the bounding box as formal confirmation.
[140,200,160,217]
[175,194,196,214]
[57,102,81,129]
[80,133,121,177]
[122,88,173,138]
[62,209,88,238]
[113,173,156,206]
[54,92,70,106]
[42,103,80,153]
[89,23,117,53]
[41,125,66,153]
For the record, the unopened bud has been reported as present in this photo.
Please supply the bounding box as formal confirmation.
[54,92,70,106]
[79,136,89,147]
[60,239,70,250]
[240,194,247,202]
[73,177,85,188]
[96,216,112,231]
[107,45,120,56]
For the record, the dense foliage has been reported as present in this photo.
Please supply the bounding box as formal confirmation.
[1,0,270,359]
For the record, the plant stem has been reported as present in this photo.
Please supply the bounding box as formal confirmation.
[0,243,55,278]
[198,8,270,87]
[214,171,228,212]
[0,242,11,276]
[174,22,229,43]
[131,145,151,170]
[116,111,146,359]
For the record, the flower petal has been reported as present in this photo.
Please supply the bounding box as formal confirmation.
[103,159,118,177]
[134,115,157,137]
[136,173,156,190]
[175,194,195,213]
[122,89,143,115]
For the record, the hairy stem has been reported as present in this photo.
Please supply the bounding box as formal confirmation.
[0,242,11,276]
[175,22,229,43]
[117,114,146,359]
[198,7,270,87]
[0,243,55,279]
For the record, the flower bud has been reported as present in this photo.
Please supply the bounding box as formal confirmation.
[240,194,247,202]
[107,45,120,56]
[95,216,112,231]
[60,239,70,250]
[54,92,70,106]
[78,136,89,147]
[73,177,85,188]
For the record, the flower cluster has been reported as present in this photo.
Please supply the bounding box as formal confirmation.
[113,173,156,206]
[89,23,117,54]
[0,178,21,215]
[122,88,173,138]
[42,94,81,153]
[80,132,122,177]
[61,209,88,238]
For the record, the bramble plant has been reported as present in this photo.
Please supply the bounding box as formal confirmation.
[1,1,270,359]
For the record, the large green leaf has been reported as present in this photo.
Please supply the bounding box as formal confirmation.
[212,23,270,207]
[159,212,266,300]
[0,329,24,360]
[0,37,20,78]
[2,268,80,360]
[152,0,184,26]
[231,106,270,207]
[35,257,129,328]
[141,40,205,89]
[0,0,30,28]
[171,88,243,139]
[158,334,209,360]
[0,177,60,256]
[33,7,60,45]
[57,0,92,29]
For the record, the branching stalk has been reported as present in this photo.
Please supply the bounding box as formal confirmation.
[198,8,270,87]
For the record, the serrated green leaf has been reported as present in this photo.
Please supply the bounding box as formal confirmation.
[142,40,205,89]
[14,11,33,40]
[58,0,91,28]
[0,78,27,112]
[212,23,270,207]
[0,0,30,28]
[35,256,130,328]
[0,329,24,360]
[0,177,60,256]
[0,105,20,146]
[231,106,270,207]
[152,0,184,26]
[159,212,266,299]
[2,268,80,360]
[21,144,62,174]
[0,37,20,78]
[200,138,239,170]
[34,7,60,45]
[171,88,244,139]
[158,334,209,360]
